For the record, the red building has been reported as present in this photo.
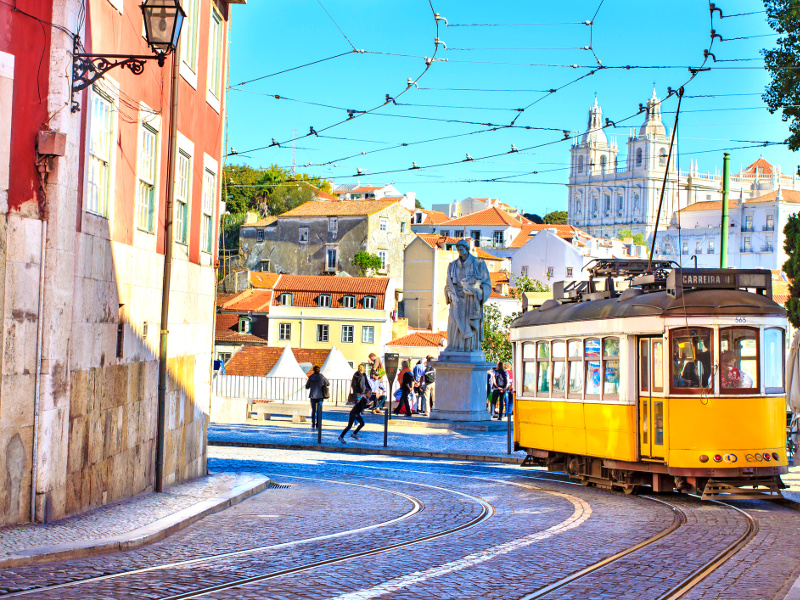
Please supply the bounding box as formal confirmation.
[0,0,244,525]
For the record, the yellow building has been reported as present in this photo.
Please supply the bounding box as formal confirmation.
[267,275,396,367]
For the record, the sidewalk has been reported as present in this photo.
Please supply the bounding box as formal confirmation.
[0,471,268,568]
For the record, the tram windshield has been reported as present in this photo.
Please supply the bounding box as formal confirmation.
[671,328,712,390]
[719,327,758,390]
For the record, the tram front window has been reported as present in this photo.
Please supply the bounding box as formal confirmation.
[671,328,712,391]
[720,327,758,391]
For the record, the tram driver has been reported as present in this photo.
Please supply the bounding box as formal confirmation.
[673,334,712,389]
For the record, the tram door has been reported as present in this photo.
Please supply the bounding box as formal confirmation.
[638,337,665,459]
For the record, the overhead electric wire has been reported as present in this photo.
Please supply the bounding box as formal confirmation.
[418,87,556,93]
[721,10,765,18]
[232,50,358,87]
[314,0,357,50]
[446,21,591,27]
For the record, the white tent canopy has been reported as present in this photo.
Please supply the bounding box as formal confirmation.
[266,345,307,379]
[320,345,355,379]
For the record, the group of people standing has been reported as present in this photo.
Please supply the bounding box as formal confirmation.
[488,361,513,420]
[306,353,437,444]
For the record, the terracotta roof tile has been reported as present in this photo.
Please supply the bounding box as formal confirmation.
[773,293,790,306]
[280,199,398,217]
[509,224,581,247]
[416,234,466,249]
[679,189,800,213]
[273,275,390,309]
[490,272,511,286]
[490,289,514,299]
[251,216,278,227]
[215,313,269,345]
[221,290,273,313]
[216,293,237,308]
[225,346,331,377]
[249,272,281,289]
[739,158,774,176]
[442,206,523,227]
[315,190,337,200]
[416,208,449,224]
[387,331,447,347]
[476,248,503,261]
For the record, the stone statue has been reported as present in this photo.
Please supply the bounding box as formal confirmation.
[444,240,492,353]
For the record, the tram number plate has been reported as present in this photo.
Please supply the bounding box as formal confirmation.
[734,317,747,324]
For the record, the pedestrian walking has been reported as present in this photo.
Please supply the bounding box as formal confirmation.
[421,355,436,414]
[413,359,425,414]
[339,391,370,443]
[491,361,510,420]
[394,360,414,417]
[305,365,329,429]
[350,364,368,404]
[504,361,514,416]
[367,370,387,413]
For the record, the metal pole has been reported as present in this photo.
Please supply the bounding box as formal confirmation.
[506,398,512,455]
[384,407,388,447]
[388,381,394,420]
[156,46,180,494]
[721,152,730,268]
[317,404,322,444]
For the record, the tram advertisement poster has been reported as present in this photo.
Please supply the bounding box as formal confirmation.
[585,339,601,359]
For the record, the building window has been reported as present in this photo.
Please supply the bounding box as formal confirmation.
[577,155,584,173]
[400,222,406,233]
[342,295,356,308]
[617,196,623,213]
[341,325,354,343]
[316,324,329,342]
[440,230,450,237]
[256,229,264,242]
[279,323,291,341]
[201,168,215,253]
[566,267,573,277]
[88,88,114,217]
[766,214,775,231]
[181,0,199,73]
[415,212,423,224]
[378,250,387,270]
[547,266,554,278]
[604,194,611,213]
[175,150,191,245]
[238,316,251,333]
[521,266,528,276]
[682,241,688,255]
[470,230,481,247]
[635,148,643,167]
[659,149,667,166]
[492,231,504,248]
[362,326,375,344]
[299,227,309,243]
[708,240,715,254]
[363,296,376,309]
[379,217,387,231]
[743,236,751,252]
[135,123,157,232]
[279,293,293,306]
[318,294,332,307]
[744,215,753,232]
[326,247,338,270]
[591,197,598,214]
[695,240,702,254]
[765,236,774,252]
[259,260,270,272]
[454,231,464,238]
[329,217,338,232]
[207,7,223,99]
[599,155,606,172]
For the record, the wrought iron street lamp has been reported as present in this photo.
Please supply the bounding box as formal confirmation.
[71,0,185,111]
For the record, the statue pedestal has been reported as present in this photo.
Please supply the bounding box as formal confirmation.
[429,353,494,422]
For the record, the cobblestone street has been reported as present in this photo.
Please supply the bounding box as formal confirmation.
[0,447,799,599]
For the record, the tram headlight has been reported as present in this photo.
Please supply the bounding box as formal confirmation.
[699,455,709,463]
[772,452,780,461]
[713,454,723,462]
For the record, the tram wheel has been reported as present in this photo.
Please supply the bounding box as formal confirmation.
[623,485,640,495]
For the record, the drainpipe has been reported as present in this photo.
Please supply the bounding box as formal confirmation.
[720,152,730,268]
[30,221,47,521]
[156,46,180,493]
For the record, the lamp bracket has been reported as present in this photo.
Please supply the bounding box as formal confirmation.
[71,36,166,112]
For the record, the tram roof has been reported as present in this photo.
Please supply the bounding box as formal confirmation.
[510,288,786,329]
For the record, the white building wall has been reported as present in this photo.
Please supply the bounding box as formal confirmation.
[511,230,584,283]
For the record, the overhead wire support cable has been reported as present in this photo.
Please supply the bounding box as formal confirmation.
[314,0,357,50]
[232,50,358,87]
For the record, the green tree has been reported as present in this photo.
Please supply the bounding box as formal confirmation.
[763,1,800,154]
[415,198,423,209]
[617,229,646,246]
[523,213,544,224]
[783,213,800,327]
[543,210,568,225]
[511,274,550,299]
[482,304,515,364]
[352,251,383,277]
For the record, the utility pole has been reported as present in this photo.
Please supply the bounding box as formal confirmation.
[720,152,730,268]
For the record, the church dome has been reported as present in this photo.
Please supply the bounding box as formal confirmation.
[639,89,667,139]
[581,97,607,145]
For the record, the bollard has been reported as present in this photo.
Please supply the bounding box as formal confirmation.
[384,407,389,447]
[317,405,322,444]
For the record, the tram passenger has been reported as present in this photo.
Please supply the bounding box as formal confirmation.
[721,350,754,388]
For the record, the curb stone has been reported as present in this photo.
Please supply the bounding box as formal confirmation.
[209,440,524,464]
[0,474,269,568]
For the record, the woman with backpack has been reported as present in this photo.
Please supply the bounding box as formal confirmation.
[306,365,329,429]
[491,361,510,420]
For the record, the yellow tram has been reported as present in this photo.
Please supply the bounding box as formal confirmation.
[511,260,788,498]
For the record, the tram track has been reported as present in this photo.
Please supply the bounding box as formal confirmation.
[1,475,494,599]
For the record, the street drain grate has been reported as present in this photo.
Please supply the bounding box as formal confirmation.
[267,482,291,489]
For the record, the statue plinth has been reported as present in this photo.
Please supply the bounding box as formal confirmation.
[429,352,494,422]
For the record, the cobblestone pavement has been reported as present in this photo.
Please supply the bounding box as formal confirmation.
[0,472,261,559]
[1,447,799,599]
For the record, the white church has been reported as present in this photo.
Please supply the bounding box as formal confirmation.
[567,91,800,269]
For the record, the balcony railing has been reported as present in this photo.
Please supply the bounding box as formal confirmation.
[741,246,753,253]
[761,245,775,253]
[762,225,775,232]
[741,226,754,232]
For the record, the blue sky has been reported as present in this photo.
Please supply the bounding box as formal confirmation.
[225,1,792,214]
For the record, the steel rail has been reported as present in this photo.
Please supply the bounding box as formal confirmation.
[2,476,425,597]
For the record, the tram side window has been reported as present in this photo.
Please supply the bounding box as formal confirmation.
[552,341,567,397]
[568,340,583,398]
[522,343,536,395]
[603,337,620,398]
[653,341,664,393]
[536,341,551,396]
[585,338,601,397]
[640,340,649,393]
[671,328,713,392]
[764,328,785,393]
[719,327,758,392]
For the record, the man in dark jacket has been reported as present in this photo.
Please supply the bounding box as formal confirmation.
[306,365,329,429]
[350,364,368,404]
[394,360,415,417]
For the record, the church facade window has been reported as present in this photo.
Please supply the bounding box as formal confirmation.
[577,155,584,173]
[617,196,623,213]
[636,148,643,167]
[603,194,611,213]
[600,155,606,172]
[659,148,668,167]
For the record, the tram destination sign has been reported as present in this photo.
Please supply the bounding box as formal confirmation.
[667,268,770,297]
